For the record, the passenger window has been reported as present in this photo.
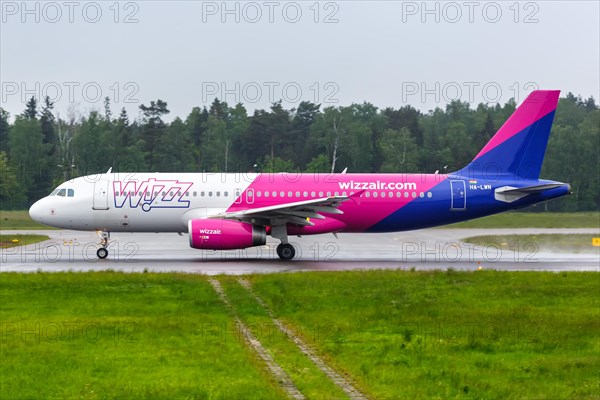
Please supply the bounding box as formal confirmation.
[67,189,74,197]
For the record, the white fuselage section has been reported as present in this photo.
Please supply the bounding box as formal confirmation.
[29,173,258,232]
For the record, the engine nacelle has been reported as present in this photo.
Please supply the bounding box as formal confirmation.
[188,219,266,250]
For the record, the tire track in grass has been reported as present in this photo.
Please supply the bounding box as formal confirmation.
[208,278,305,400]
[238,278,368,400]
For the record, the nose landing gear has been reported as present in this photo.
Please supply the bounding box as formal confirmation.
[96,230,110,259]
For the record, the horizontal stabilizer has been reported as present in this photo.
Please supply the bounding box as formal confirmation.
[494,183,564,203]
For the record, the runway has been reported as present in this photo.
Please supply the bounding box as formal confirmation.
[1,229,599,274]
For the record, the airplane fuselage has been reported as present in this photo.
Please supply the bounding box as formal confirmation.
[29,172,570,234]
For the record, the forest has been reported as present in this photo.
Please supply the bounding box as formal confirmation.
[0,93,598,211]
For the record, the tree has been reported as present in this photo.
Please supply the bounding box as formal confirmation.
[139,100,170,170]
[258,155,296,173]
[289,101,320,168]
[103,97,112,122]
[73,111,109,174]
[0,108,10,153]
[39,97,58,179]
[22,97,37,120]
[0,151,26,209]
[8,116,50,203]
[305,154,331,173]
[185,106,209,170]
[379,128,419,173]
[155,117,195,172]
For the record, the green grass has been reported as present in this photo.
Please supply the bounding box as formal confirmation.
[249,271,600,399]
[2,271,599,399]
[0,272,284,400]
[464,234,600,253]
[219,277,350,399]
[447,212,600,229]
[0,234,50,248]
[0,210,59,230]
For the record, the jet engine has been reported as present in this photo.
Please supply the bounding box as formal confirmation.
[188,219,266,250]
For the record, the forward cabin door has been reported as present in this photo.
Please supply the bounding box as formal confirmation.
[93,180,110,210]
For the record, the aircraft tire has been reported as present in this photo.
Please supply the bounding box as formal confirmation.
[97,247,108,259]
[277,243,295,261]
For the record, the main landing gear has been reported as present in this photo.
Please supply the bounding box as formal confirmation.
[96,230,110,259]
[271,224,295,261]
[276,243,295,261]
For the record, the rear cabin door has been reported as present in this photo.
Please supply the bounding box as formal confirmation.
[450,180,466,211]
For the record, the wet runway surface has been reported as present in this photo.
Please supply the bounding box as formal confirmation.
[2,229,599,274]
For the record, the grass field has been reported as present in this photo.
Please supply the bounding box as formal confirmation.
[0,273,284,400]
[1,210,599,230]
[249,271,600,399]
[448,211,600,229]
[0,210,59,230]
[0,234,50,248]
[464,234,600,253]
[1,271,598,399]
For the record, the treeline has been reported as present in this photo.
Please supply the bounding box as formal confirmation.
[0,93,598,211]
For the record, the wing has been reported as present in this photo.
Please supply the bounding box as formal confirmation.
[210,194,360,227]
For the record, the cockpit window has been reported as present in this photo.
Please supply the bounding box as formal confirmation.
[50,189,59,196]
[67,189,74,197]
[56,189,66,197]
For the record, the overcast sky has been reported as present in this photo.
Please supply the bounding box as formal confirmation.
[1,1,599,121]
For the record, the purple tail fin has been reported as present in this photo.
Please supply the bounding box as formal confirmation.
[459,90,560,179]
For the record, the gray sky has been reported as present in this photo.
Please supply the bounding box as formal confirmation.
[1,1,599,122]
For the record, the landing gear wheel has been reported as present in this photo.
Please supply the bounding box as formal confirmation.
[277,243,295,261]
[97,247,108,259]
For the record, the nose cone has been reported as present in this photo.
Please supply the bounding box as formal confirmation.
[29,199,46,224]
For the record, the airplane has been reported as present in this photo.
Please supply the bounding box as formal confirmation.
[29,90,571,261]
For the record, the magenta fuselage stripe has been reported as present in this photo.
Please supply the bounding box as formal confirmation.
[474,90,560,159]
[226,173,446,232]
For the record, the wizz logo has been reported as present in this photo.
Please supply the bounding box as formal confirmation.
[113,178,193,212]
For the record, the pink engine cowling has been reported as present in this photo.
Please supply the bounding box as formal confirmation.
[188,219,266,250]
